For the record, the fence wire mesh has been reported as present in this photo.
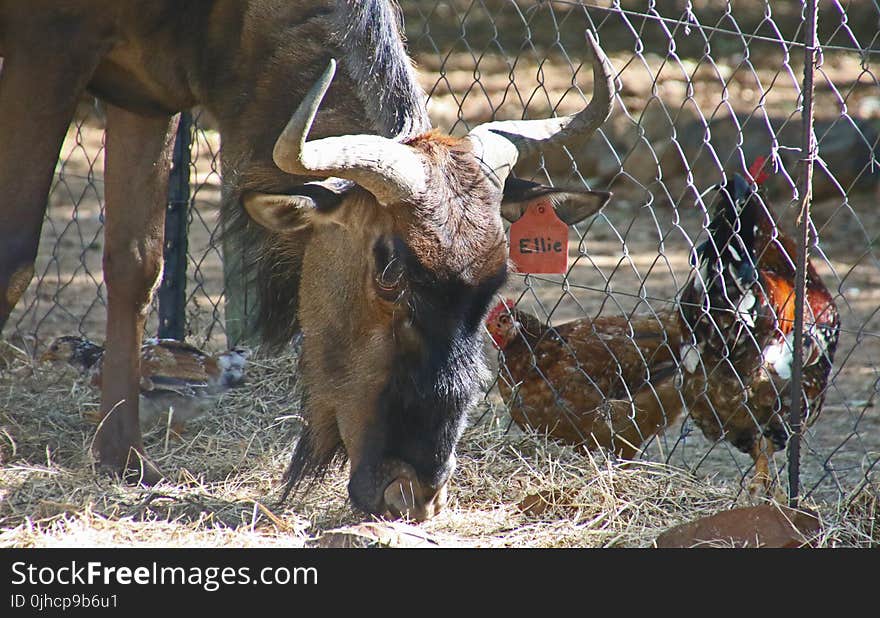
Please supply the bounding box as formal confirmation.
[6,0,879,507]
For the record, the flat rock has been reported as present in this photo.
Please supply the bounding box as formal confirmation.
[655,504,821,548]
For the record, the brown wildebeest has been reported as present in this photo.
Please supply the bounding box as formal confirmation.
[0,0,615,520]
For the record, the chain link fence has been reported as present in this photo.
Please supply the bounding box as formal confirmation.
[6,0,879,507]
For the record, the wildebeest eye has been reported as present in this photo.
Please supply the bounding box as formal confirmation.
[373,238,406,302]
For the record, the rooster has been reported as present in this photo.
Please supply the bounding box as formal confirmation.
[41,336,251,431]
[486,300,684,459]
[678,159,840,494]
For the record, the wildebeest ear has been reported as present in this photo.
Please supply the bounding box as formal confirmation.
[243,179,350,232]
[500,176,612,225]
[243,193,317,232]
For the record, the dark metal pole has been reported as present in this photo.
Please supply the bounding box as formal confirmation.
[788,0,819,508]
[158,111,192,341]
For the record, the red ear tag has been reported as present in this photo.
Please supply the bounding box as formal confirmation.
[508,198,569,274]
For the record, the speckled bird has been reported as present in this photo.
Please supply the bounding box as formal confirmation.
[41,336,251,431]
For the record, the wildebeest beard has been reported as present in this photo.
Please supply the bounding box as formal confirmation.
[280,402,342,504]
[280,261,507,505]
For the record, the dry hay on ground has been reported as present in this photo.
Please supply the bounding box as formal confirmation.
[0,347,876,548]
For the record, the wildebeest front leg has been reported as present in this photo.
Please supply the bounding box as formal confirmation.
[0,42,107,331]
[94,104,179,484]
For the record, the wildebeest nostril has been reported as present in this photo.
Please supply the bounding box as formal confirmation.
[348,456,451,520]
[383,477,418,518]
[382,475,447,522]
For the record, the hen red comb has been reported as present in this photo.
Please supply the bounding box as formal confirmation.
[487,299,516,323]
[748,155,770,186]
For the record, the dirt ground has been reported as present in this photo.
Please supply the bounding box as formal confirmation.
[2,1,879,546]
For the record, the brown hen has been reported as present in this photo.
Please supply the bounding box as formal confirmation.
[486,301,684,459]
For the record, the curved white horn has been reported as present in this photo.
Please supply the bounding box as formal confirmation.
[466,31,615,187]
[272,59,427,205]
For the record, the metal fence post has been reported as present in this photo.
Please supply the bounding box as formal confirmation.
[158,111,193,341]
[788,0,820,508]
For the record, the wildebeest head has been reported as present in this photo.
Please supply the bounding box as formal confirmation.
[244,33,614,520]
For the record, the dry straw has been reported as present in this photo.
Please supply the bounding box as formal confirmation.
[0,345,876,548]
